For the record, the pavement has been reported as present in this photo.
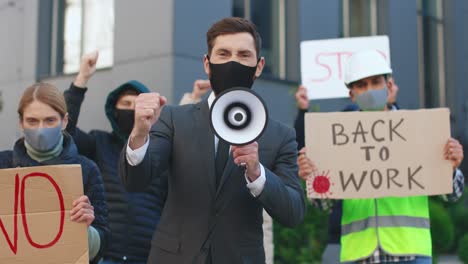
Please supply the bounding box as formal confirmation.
[438,255,463,264]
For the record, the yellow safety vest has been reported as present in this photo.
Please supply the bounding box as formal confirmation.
[341,196,432,262]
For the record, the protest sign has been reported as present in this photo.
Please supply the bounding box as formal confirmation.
[0,165,88,264]
[305,108,452,199]
[300,36,390,100]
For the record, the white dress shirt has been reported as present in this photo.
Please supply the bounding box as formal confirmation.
[126,92,266,197]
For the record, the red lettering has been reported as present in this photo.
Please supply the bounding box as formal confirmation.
[336,51,352,80]
[376,50,388,60]
[0,174,19,254]
[310,53,332,82]
[21,172,65,249]
[310,52,353,82]
[0,172,65,254]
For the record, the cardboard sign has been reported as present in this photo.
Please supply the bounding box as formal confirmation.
[300,36,390,100]
[0,165,88,263]
[305,108,453,199]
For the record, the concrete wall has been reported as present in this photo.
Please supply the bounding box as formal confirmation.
[0,0,466,156]
[0,0,175,150]
[445,0,468,140]
[298,0,353,113]
[445,0,468,171]
[0,0,39,149]
[385,0,420,110]
[172,0,232,104]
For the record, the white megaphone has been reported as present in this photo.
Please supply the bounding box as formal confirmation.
[210,87,268,145]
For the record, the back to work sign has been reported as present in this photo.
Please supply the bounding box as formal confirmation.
[305,108,453,199]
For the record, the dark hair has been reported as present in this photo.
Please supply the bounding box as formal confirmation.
[206,17,262,58]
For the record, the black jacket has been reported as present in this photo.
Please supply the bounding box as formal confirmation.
[64,82,167,262]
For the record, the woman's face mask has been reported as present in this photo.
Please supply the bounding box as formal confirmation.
[353,87,388,111]
[20,100,65,152]
[23,124,63,152]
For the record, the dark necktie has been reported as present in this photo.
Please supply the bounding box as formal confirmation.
[215,139,229,187]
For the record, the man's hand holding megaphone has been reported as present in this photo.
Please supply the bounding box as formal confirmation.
[232,142,261,182]
[210,88,269,182]
[130,93,167,149]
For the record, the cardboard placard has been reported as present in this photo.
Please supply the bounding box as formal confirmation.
[300,36,390,100]
[305,108,453,199]
[0,165,88,263]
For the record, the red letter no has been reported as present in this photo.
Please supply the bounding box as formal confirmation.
[21,172,65,249]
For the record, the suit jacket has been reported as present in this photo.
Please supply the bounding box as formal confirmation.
[120,100,306,264]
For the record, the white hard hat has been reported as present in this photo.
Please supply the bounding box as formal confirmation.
[344,50,392,87]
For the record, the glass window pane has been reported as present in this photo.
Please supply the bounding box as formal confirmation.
[83,0,114,69]
[233,0,245,18]
[63,0,114,74]
[423,0,442,20]
[250,0,281,76]
[422,0,443,107]
[63,0,83,74]
[349,0,372,36]
[231,0,285,78]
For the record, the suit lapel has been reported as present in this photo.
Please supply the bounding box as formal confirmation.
[215,153,237,199]
[193,101,216,198]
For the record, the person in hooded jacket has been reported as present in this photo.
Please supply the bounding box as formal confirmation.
[64,51,167,264]
[0,82,109,264]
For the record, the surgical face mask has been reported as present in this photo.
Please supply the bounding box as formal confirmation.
[23,124,63,152]
[208,58,258,95]
[114,109,135,137]
[354,87,388,111]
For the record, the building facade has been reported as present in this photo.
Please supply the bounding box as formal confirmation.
[1,0,467,173]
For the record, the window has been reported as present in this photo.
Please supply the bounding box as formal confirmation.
[417,0,446,108]
[232,0,286,79]
[37,0,114,78]
[62,0,114,73]
[342,0,378,37]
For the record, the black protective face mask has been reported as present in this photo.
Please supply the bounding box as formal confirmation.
[208,57,258,95]
[114,109,135,137]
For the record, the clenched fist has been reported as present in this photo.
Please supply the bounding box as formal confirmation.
[74,51,99,88]
[129,93,167,149]
[191,79,211,101]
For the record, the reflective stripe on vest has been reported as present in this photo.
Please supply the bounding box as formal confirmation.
[341,197,432,262]
[342,215,430,236]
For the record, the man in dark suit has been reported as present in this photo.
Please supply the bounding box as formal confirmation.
[120,17,306,264]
